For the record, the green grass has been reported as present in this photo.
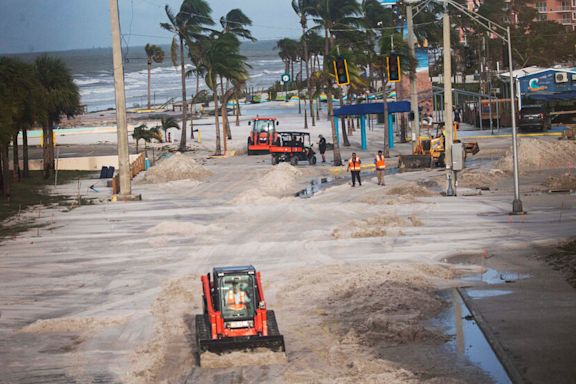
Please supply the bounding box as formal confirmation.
[0,171,95,236]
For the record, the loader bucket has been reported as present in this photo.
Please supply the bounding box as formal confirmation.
[398,154,432,169]
[464,142,480,155]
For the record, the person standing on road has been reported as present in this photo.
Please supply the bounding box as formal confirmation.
[318,135,327,163]
[374,150,386,186]
[347,152,362,187]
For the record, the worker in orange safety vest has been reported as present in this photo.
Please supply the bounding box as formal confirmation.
[226,284,247,311]
[374,150,386,186]
[347,152,362,187]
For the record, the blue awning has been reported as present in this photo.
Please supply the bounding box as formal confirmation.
[333,101,411,116]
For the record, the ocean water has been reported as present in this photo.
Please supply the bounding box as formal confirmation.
[9,40,285,112]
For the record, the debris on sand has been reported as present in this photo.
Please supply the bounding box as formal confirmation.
[20,316,129,333]
[543,173,576,190]
[541,239,576,288]
[496,138,576,173]
[140,153,212,184]
[200,348,287,369]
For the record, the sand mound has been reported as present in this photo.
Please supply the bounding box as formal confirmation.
[125,275,197,384]
[20,316,129,333]
[458,168,505,189]
[142,153,212,184]
[145,221,219,236]
[260,162,303,194]
[332,214,422,239]
[200,349,287,369]
[232,163,303,203]
[387,182,435,197]
[543,173,576,190]
[496,138,576,173]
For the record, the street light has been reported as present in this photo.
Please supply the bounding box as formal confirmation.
[404,0,524,214]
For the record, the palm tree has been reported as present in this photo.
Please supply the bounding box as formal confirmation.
[145,44,165,109]
[308,0,363,165]
[34,55,80,178]
[198,33,249,155]
[157,116,180,142]
[292,0,316,127]
[132,124,162,153]
[220,9,256,42]
[161,0,214,151]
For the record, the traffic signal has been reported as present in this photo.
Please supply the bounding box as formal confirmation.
[333,56,350,86]
[464,46,476,69]
[387,54,401,83]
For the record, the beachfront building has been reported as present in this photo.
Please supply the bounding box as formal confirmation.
[527,0,576,28]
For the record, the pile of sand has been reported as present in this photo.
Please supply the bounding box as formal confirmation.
[458,168,505,189]
[332,214,422,239]
[259,162,303,195]
[124,275,197,384]
[387,182,435,197]
[543,173,576,190]
[497,138,576,173]
[145,221,219,236]
[20,316,129,333]
[141,153,212,184]
[232,163,303,203]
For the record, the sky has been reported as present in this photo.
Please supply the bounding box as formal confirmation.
[0,0,301,54]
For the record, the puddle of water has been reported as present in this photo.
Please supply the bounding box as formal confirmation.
[466,289,513,299]
[462,268,530,285]
[296,177,333,198]
[436,289,512,384]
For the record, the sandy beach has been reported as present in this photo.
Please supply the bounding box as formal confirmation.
[1,101,576,384]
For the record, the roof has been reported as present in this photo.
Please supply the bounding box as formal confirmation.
[252,117,277,121]
[277,131,310,135]
[333,101,411,116]
[213,265,256,276]
[499,66,576,79]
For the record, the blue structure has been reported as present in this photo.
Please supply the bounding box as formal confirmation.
[518,68,576,103]
[333,101,411,151]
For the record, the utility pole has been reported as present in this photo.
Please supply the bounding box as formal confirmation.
[443,0,455,196]
[406,4,420,148]
[110,0,132,197]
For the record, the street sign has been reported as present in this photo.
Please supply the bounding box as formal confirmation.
[281,73,290,83]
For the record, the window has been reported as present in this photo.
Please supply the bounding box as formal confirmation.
[254,120,273,133]
[538,13,548,21]
[536,2,547,12]
[563,13,571,23]
[219,274,255,320]
[562,1,570,11]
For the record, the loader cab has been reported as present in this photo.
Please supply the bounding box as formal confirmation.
[212,266,259,322]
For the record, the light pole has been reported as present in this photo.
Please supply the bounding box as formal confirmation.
[407,0,524,213]
[109,0,131,197]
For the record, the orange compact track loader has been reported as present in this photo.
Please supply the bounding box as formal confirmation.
[196,266,285,363]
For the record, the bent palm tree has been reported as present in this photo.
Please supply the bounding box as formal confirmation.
[220,9,256,42]
[198,33,249,155]
[157,116,180,142]
[161,0,214,150]
[145,44,165,109]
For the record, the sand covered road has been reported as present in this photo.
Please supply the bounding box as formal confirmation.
[1,141,575,383]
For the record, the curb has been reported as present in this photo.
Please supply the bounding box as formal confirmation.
[457,288,526,384]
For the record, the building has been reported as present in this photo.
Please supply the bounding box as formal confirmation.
[508,0,576,29]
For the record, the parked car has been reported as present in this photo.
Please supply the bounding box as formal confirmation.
[518,105,551,132]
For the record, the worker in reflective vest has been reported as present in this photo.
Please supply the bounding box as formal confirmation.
[374,150,386,186]
[226,285,247,311]
[347,152,362,187]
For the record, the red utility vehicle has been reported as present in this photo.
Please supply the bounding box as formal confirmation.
[195,266,285,364]
[247,117,279,155]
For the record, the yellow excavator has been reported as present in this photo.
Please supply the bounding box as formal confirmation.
[398,122,479,168]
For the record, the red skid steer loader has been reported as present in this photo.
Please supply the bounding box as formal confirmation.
[196,266,285,365]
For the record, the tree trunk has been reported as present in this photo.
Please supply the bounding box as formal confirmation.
[179,36,189,151]
[48,121,55,177]
[304,96,308,129]
[22,126,29,177]
[235,90,241,127]
[12,131,20,181]
[1,141,10,198]
[147,59,152,109]
[327,92,342,166]
[42,124,50,179]
[338,89,350,146]
[383,77,390,158]
[303,29,315,127]
[214,91,222,156]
